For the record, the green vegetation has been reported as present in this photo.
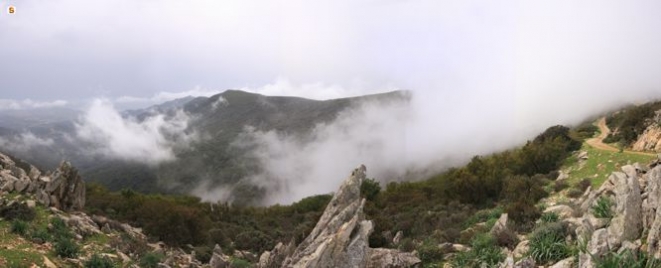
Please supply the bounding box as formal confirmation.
[594,250,660,268]
[539,212,559,224]
[605,101,661,145]
[81,124,581,262]
[592,196,614,219]
[527,222,570,265]
[54,238,80,258]
[360,178,381,202]
[139,252,164,268]
[451,234,504,268]
[9,219,28,236]
[562,145,655,189]
[86,183,332,252]
[85,254,116,268]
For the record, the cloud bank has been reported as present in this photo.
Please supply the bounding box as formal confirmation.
[74,99,197,165]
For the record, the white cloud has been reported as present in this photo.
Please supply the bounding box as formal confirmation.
[75,99,197,165]
[0,99,68,110]
[0,132,55,152]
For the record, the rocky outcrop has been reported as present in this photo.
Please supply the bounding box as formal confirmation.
[260,165,420,268]
[0,152,85,212]
[632,124,661,152]
[606,170,642,248]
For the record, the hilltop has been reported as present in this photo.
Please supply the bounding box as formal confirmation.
[0,90,410,205]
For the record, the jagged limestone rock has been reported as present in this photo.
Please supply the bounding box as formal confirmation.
[261,165,420,268]
[490,213,508,236]
[579,228,609,268]
[606,171,642,248]
[44,161,86,211]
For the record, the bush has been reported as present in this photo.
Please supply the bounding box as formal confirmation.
[577,179,592,192]
[506,201,541,232]
[592,196,613,219]
[417,239,444,264]
[139,252,163,268]
[493,226,519,250]
[451,234,504,267]
[566,188,584,198]
[554,180,569,192]
[10,219,28,236]
[231,258,252,268]
[0,202,36,221]
[54,238,80,258]
[51,217,73,240]
[528,222,569,265]
[540,212,559,224]
[234,230,274,253]
[85,254,115,268]
[361,178,381,202]
[30,226,51,243]
[193,246,212,264]
[594,250,660,268]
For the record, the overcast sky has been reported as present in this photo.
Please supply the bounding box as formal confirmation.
[1,0,661,108]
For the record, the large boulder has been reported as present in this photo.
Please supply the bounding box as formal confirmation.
[262,165,420,268]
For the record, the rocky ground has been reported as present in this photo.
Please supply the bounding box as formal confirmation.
[0,152,421,268]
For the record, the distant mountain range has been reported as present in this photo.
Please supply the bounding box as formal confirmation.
[0,90,409,204]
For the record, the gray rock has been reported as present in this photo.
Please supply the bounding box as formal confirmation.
[25,200,35,208]
[512,240,529,259]
[271,165,420,268]
[550,257,575,268]
[607,171,642,248]
[544,205,575,219]
[14,180,29,193]
[579,228,609,268]
[490,213,509,236]
[367,248,421,268]
[392,231,403,245]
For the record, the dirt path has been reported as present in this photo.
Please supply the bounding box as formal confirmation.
[585,117,657,157]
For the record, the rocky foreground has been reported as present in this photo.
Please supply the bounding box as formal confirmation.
[490,157,661,268]
[0,152,420,267]
[258,165,421,268]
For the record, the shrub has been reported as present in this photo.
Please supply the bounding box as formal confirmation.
[54,238,80,258]
[554,180,569,192]
[10,219,28,236]
[234,230,274,253]
[594,249,661,268]
[451,234,504,268]
[566,188,584,198]
[139,252,163,268]
[231,258,252,268]
[0,202,36,221]
[417,239,444,264]
[30,226,51,243]
[540,212,559,224]
[528,222,569,265]
[592,196,613,219]
[361,178,381,202]
[51,217,74,241]
[84,254,115,268]
[577,179,592,192]
[193,246,212,264]
[493,226,519,250]
[506,201,541,232]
